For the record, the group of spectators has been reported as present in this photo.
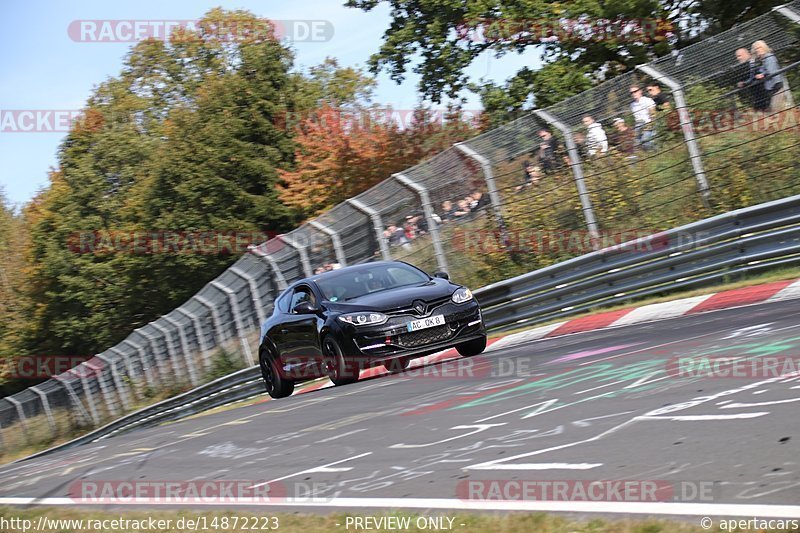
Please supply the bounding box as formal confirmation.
[734,40,794,112]
[516,39,793,191]
[381,191,490,249]
[313,262,342,274]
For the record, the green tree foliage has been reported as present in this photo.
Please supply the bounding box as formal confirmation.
[11,9,368,358]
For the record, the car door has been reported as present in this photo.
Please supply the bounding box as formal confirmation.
[282,285,323,377]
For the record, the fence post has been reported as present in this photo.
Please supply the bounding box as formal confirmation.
[135,328,171,386]
[247,245,289,291]
[75,366,101,426]
[775,5,800,23]
[454,142,506,221]
[308,220,348,267]
[30,386,57,433]
[161,316,200,386]
[210,281,255,367]
[53,375,91,426]
[122,339,156,390]
[175,307,214,372]
[151,321,187,384]
[279,234,313,277]
[108,346,141,400]
[96,353,131,412]
[534,109,601,245]
[195,294,230,369]
[638,64,711,208]
[230,266,268,326]
[393,173,449,273]
[5,396,28,433]
[347,198,392,261]
[85,357,119,418]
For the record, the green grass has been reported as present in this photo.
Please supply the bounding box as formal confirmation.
[0,507,752,532]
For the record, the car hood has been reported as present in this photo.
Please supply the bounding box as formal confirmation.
[324,279,456,312]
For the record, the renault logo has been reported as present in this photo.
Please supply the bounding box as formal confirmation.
[413,300,426,315]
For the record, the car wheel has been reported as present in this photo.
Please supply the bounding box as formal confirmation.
[456,335,487,357]
[259,347,294,399]
[322,337,359,386]
[384,356,411,373]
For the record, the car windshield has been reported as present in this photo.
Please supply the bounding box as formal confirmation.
[316,264,430,302]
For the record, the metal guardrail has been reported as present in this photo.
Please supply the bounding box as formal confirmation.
[19,194,800,461]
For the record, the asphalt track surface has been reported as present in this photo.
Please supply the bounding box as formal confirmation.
[2,299,800,519]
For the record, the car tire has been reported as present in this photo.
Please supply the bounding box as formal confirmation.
[259,346,295,399]
[384,356,411,373]
[322,337,359,386]
[456,335,487,357]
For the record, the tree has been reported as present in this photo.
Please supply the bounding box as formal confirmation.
[345,0,785,117]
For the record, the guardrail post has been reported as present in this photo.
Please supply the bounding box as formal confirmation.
[135,328,171,385]
[5,396,28,434]
[279,234,313,277]
[393,173,449,273]
[175,307,214,372]
[30,386,57,433]
[53,375,91,426]
[347,198,392,261]
[194,295,226,370]
[246,245,289,291]
[230,267,268,326]
[85,357,119,418]
[122,339,156,390]
[161,316,199,386]
[534,109,601,247]
[308,220,348,267]
[638,64,711,208]
[210,281,255,367]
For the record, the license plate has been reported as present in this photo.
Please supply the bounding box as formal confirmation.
[407,314,445,332]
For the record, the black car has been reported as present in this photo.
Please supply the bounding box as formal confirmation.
[258,261,486,398]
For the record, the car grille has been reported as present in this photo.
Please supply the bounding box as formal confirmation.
[386,296,451,316]
[396,324,453,348]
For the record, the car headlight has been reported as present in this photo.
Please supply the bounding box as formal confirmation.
[451,287,473,304]
[338,312,388,326]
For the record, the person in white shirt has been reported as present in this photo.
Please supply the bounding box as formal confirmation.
[581,115,608,156]
[629,85,656,150]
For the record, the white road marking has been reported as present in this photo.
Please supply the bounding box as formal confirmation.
[315,428,368,443]
[721,397,800,408]
[636,413,770,421]
[390,424,506,449]
[462,462,603,470]
[248,452,373,488]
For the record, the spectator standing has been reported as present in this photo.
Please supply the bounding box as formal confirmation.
[752,40,794,112]
[735,47,769,111]
[536,129,562,173]
[582,115,609,156]
[629,85,656,150]
[646,83,671,111]
[610,118,636,155]
[440,200,456,221]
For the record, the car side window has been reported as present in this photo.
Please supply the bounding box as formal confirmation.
[289,286,317,312]
[387,266,425,285]
[275,291,292,313]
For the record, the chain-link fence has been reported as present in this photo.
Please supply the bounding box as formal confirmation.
[2,4,799,451]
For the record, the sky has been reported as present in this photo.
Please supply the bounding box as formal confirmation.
[0,0,541,209]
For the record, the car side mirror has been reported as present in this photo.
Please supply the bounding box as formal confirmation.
[293,301,318,314]
[433,271,449,280]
